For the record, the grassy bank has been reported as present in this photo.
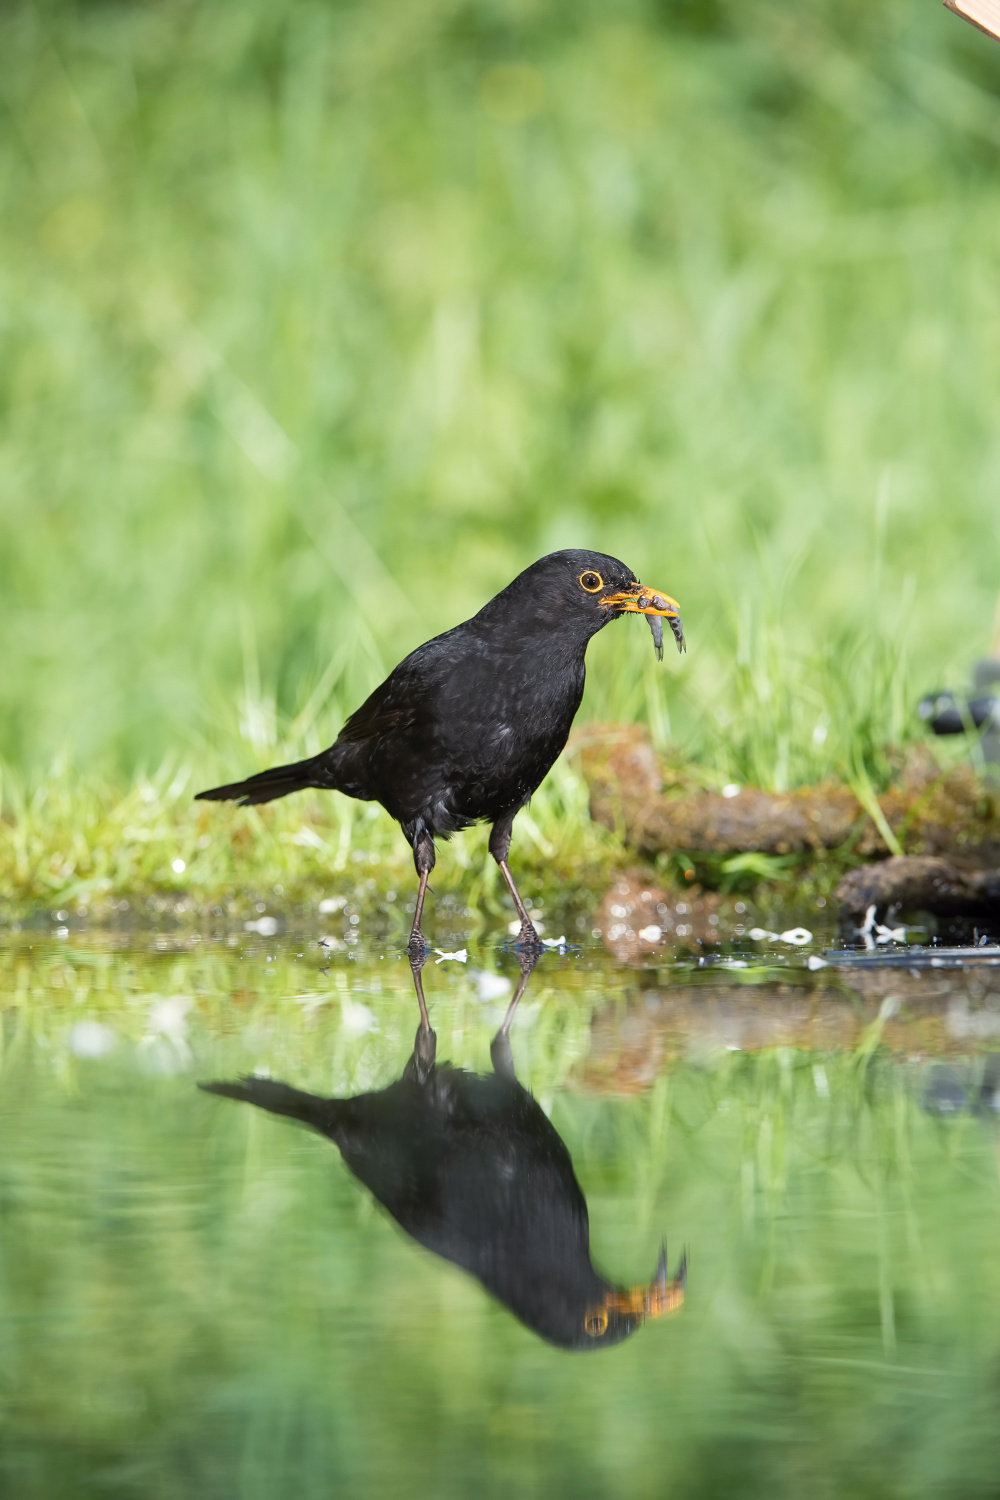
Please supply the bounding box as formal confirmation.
[0,727,912,928]
[0,744,633,927]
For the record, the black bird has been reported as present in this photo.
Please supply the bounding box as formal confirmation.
[196,549,683,949]
[200,952,686,1350]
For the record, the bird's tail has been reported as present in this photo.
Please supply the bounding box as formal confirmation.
[199,1076,338,1132]
[195,752,332,807]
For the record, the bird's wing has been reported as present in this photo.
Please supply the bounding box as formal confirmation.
[336,664,423,744]
[335,634,459,746]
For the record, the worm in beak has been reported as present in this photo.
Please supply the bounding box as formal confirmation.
[602,586,686,657]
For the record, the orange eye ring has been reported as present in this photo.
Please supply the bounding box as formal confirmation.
[584,1309,608,1337]
[579,571,603,593]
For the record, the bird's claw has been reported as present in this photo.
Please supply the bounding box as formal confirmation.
[511,922,544,952]
[407,934,432,966]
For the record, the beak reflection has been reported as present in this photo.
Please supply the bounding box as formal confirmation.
[200,949,687,1352]
[588,1244,687,1332]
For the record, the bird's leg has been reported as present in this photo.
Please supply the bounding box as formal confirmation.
[489,815,542,949]
[408,830,436,953]
[498,860,539,945]
[409,868,431,950]
[493,946,541,1055]
[409,947,432,1030]
[407,947,437,1083]
[490,1028,516,1080]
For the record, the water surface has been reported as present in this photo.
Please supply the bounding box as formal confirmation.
[3,926,1000,1498]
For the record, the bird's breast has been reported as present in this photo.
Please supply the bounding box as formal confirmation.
[450,660,583,801]
[367,638,586,831]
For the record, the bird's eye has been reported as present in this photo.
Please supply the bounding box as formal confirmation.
[579,571,603,593]
[584,1310,608,1337]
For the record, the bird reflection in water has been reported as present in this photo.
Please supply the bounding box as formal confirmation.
[201,950,686,1350]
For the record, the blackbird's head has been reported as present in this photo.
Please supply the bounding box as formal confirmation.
[580,1244,687,1351]
[490,550,684,655]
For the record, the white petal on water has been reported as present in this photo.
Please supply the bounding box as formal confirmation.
[146,996,190,1040]
[68,1021,117,1058]
[341,998,376,1035]
[638,925,662,942]
[779,928,813,946]
[245,916,279,936]
[434,949,468,963]
[138,997,192,1071]
[473,971,513,1002]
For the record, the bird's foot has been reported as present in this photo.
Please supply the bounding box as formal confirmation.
[511,921,544,951]
[407,931,431,964]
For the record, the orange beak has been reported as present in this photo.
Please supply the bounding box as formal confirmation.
[601,585,682,620]
[601,584,686,654]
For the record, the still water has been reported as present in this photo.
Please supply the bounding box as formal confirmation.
[3,922,1000,1498]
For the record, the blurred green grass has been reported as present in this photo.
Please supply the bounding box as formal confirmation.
[2,0,1000,887]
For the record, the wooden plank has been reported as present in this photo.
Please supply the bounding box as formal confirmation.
[944,0,1000,44]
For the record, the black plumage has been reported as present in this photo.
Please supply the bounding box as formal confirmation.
[196,549,683,948]
[200,955,685,1350]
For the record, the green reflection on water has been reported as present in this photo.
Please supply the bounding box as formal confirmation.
[3,934,1000,1498]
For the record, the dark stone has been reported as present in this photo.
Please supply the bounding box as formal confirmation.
[836,855,1000,921]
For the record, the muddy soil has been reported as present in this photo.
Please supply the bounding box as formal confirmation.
[574,724,1000,861]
